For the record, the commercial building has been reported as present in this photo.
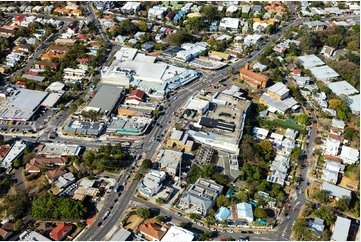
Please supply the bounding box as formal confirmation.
[309,65,339,83]
[179,178,223,215]
[188,86,250,154]
[63,120,105,136]
[167,130,194,152]
[184,98,209,115]
[266,82,290,100]
[85,84,125,116]
[157,149,183,176]
[1,140,29,169]
[37,143,82,157]
[327,81,359,97]
[19,231,51,241]
[161,226,194,242]
[259,93,298,114]
[124,89,145,106]
[331,216,351,241]
[138,170,166,197]
[0,89,49,121]
[240,64,269,89]
[298,54,325,69]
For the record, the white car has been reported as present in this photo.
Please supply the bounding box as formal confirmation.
[227,230,234,233]
[255,231,261,234]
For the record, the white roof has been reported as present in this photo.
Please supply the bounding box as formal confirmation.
[298,54,325,69]
[219,17,239,29]
[185,98,209,112]
[347,94,360,114]
[253,127,269,139]
[340,146,360,163]
[309,65,339,82]
[325,138,341,156]
[1,141,27,169]
[331,118,346,129]
[270,132,284,141]
[161,226,194,242]
[267,82,289,97]
[235,202,254,221]
[46,81,65,92]
[157,149,183,171]
[114,47,138,61]
[327,81,359,97]
[331,216,351,241]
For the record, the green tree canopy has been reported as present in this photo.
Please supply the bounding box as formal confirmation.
[31,193,86,219]
[254,207,267,219]
[216,195,228,208]
[297,114,309,125]
[335,196,350,211]
[313,190,330,204]
[3,193,30,219]
[202,164,215,178]
[136,207,151,219]
[313,206,335,226]
[142,159,152,169]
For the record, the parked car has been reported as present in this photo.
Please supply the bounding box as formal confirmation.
[97,222,102,227]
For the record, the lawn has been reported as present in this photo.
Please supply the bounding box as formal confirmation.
[271,119,305,132]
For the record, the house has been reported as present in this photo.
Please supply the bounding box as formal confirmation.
[240,63,269,89]
[267,155,290,186]
[327,81,359,97]
[49,223,73,241]
[291,69,301,76]
[309,65,339,83]
[208,51,230,62]
[0,228,12,240]
[165,11,175,21]
[324,138,341,156]
[179,178,224,216]
[167,130,194,152]
[308,217,325,236]
[19,230,51,241]
[347,94,360,115]
[46,169,66,183]
[157,149,183,176]
[303,21,325,31]
[266,82,289,100]
[215,206,231,221]
[148,6,168,19]
[124,89,146,106]
[253,62,267,72]
[331,216,351,241]
[321,160,343,184]
[298,54,325,69]
[253,127,269,141]
[54,172,76,189]
[321,182,352,201]
[139,220,168,241]
[115,35,127,44]
[230,202,254,224]
[331,118,346,130]
[14,15,25,25]
[285,128,298,140]
[219,18,239,31]
[35,61,59,71]
[142,42,155,52]
[340,146,360,164]
[0,27,15,37]
[259,93,297,114]
[320,45,335,58]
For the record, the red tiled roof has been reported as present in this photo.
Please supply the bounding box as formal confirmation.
[291,69,301,75]
[329,133,344,141]
[25,71,38,76]
[129,89,145,99]
[77,58,90,63]
[15,16,25,22]
[324,155,342,163]
[50,223,72,241]
[0,145,10,158]
[139,222,167,240]
[0,228,10,239]
[16,81,26,86]
[46,169,65,180]
[240,68,269,82]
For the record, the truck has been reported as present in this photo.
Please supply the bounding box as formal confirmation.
[113,184,119,192]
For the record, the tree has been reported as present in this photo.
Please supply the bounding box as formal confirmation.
[313,206,334,226]
[263,45,273,56]
[290,147,301,162]
[216,195,228,208]
[3,193,30,219]
[297,114,309,125]
[142,159,152,169]
[344,127,355,141]
[199,231,212,241]
[136,207,151,219]
[328,98,342,110]
[257,139,274,161]
[236,191,249,202]
[169,30,193,46]
[254,207,267,219]
[335,196,350,211]
[320,86,331,96]
[134,173,143,181]
[321,229,331,241]
[313,190,329,204]
[201,5,219,21]
[189,213,200,220]
[156,197,164,204]
[185,17,206,33]
[0,134,3,145]
[13,159,22,169]
[155,215,165,223]
[152,110,159,116]
[31,193,86,219]
[138,20,148,32]
[202,164,215,178]
[14,219,23,231]
[292,218,314,241]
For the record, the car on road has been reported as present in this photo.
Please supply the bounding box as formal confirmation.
[220,230,226,233]
[97,222,102,227]
[255,231,261,234]
[175,212,182,216]
[109,205,113,210]
[95,139,102,142]
[227,229,234,233]
[114,199,118,203]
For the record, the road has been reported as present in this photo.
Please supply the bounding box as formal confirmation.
[10,22,70,80]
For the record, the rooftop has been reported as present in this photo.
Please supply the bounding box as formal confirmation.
[309,65,340,82]
[298,54,325,69]
[322,182,351,200]
[86,84,124,114]
[161,226,194,242]
[327,81,359,97]
[331,216,351,241]
[267,82,289,98]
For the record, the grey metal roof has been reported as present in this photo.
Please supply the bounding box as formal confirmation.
[110,229,131,241]
[87,84,124,114]
[331,216,351,241]
[322,182,351,199]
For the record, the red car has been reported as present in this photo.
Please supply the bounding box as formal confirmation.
[220,238,227,241]
[97,222,102,227]
[109,205,113,210]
